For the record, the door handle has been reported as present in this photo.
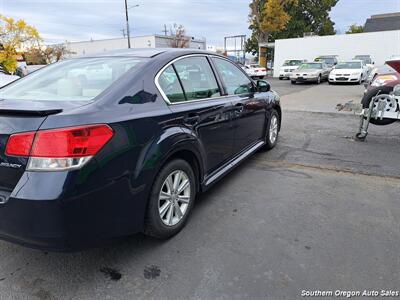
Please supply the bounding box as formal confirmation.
[183,113,200,125]
[224,104,244,112]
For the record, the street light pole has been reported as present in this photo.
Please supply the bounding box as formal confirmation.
[124,0,131,48]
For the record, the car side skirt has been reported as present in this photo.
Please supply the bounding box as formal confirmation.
[202,140,265,190]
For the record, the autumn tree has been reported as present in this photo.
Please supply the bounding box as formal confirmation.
[25,44,75,65]
[168,24,190,48]
[247,0,297,65]
[246,0,338,56]
[24,48,47,65]
[0,15,40,73]
[346,23,364,34]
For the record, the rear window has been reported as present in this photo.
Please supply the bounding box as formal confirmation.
[283,60,303,66]
[0,57,147,101]
[299,63,322,69]
[336,62,362,69]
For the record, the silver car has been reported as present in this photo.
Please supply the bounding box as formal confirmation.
[290,62,331,84]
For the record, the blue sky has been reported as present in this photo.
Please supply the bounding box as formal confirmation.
[1,0,400,46]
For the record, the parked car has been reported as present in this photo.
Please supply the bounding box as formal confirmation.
[242,64,267,79]
[278,59,306,80]
[360,58,400,126]
[328,60,369,84]
[353,55,374,70]
[290,62,330,84]
[363,60,400,93]
[314,55,339,67]
[0,66,20,88]
[0,49,281,250]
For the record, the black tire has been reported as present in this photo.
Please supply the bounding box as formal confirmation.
[316,75,321,84]
[263,109,280,150]
[279,77,283,80]
[328,81,334,85]
[144,159,196,239]
[291,80,296,85]
[361,86,397,126]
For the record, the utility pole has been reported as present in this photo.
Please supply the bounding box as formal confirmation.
[124,0,131,48]
[124,1,140,49]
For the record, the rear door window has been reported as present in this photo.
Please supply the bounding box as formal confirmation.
[212,58,253,95]
[173,56,221,101]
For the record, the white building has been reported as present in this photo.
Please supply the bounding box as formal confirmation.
[65,34,206,57]
[273,30,400,77]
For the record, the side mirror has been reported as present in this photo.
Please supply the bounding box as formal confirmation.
[257,80,270,92]
[334,62,338,65]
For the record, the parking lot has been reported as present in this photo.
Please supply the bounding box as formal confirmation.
[0,79,399,300]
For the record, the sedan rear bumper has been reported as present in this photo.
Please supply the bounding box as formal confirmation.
[0,199,68,251]
[0,172,147,251]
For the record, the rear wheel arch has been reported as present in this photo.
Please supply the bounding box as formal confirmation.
[274,105,282,131]
[163,149,203,193]
[142,144,204,233]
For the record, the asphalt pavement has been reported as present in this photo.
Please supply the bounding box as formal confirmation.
[0,78,399,300]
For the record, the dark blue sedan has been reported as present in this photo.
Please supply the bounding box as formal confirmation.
[0,49,281,250]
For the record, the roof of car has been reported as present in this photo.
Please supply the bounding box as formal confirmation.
[79,48,214,58]
[340,60,363,63]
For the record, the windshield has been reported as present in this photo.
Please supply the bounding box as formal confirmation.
[283,60,303,66]
[354,56,372,64]
[299,63,322,70]
[336,62,362,69]
[315,57,334,65]
[0,57,147,101]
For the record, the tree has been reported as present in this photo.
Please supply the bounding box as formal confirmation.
[24,48,47,65]
[168,24,190,48]
[25,44,74,65]
[246,0,338,56]
[51,44,74,62]
[0,15,40,73]
[346,23,364,34]
[247,0,297,64]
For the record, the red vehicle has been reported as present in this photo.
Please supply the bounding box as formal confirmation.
[364,58,400,92]
[361,59,400,120]
[357,58,400,140]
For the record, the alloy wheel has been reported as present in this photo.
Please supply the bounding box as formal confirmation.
[158,170,191,226]
[269,115,278,144]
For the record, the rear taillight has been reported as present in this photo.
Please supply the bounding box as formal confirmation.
[5,124,114,171]
[6,132,35,157]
